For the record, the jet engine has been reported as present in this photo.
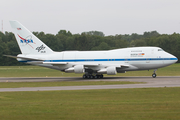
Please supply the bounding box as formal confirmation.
[74,65,84,73]
[107,66,117,75]
[65,65,84,73]
[97,66,117,75]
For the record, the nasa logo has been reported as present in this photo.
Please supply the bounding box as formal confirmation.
[18,34,34,43]
[17,34,36,49]
[20,39,33,43]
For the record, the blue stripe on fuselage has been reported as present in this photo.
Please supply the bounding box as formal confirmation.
[18,58,178,63]
[43,58,177,62]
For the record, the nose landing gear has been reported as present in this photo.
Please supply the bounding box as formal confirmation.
[152,69,157,78]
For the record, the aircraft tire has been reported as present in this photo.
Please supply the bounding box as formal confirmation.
[100,74,103,79]
[83,75,87,79]
[90,75,94,79]
[95,75,98,79]
[87,75,90,79]
[152,73,156,78]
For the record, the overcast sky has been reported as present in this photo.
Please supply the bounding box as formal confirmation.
[0,0,180,36]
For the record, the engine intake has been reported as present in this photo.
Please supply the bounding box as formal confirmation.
[107,66,117,75]
[74,65,84,73]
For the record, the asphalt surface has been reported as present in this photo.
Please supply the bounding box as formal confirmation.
[0,76,180,92]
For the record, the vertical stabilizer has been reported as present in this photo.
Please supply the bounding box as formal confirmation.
[9,21,53,55]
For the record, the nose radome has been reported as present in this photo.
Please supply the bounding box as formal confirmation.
[175,56,178,63]
[170,54,178,63]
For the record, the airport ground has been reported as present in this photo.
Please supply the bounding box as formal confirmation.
[0,64,180,120]
[0,85,180,120]
[0,76,180,92]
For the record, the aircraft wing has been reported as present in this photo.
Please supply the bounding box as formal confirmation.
[84,64,129,68]
[4,54,129,74]
[42,62,129,68]
[43,62,68,65]
[45,62,130,74]
[4,55,130,69]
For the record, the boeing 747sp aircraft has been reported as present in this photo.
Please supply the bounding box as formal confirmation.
[5,21,178,78]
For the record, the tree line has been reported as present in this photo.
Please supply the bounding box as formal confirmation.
[0,30,179,65]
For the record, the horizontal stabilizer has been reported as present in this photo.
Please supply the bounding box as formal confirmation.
[4,55,43,61]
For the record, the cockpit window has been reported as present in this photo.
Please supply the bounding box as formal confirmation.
[158,49,164,51]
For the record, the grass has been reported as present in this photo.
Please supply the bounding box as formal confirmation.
[0,63,179,77]
[0,64,179,119]
[0,88,180,120]
[0,81,142,88]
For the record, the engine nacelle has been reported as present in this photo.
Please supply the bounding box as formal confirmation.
[74,65,85,73]
[107,66,117,75]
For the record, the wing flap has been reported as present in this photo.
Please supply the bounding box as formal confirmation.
[43,62,68,65]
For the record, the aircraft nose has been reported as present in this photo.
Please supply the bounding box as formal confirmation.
[170,54,178,63]
[174,57,178,63]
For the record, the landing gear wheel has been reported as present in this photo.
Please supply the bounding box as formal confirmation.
[85,75,94,79]
[152,69,157,78]
[87,75,91,79]
[152,73,156,78]
[83,74,87,79]
[94,75,98,79]
[100,74,103,79]
[82,74,104,79]
[90,75,94,79]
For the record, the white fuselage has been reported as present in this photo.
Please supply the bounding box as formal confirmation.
[9,21,178,77]
[18,46,178,73]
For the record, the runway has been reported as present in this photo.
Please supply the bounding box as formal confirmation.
[0,76,180,92]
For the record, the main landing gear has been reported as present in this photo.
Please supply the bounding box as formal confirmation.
[152,69,157,78]
[83,74,103,79]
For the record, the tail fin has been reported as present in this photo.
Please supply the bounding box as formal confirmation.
[9,21,53,55]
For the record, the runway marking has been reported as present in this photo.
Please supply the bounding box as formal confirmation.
[0,76,180,92]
